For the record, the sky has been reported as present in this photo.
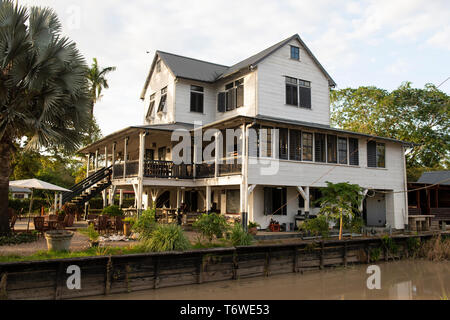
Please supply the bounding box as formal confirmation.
[21,0,450,136]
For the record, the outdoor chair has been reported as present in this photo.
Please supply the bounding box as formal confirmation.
[33,217,49,237]
[95,215,109,234]
[114,216,124,233]
[10,215,17,232]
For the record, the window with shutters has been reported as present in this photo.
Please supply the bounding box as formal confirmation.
[349,138,359,166]
[367,141,385,168]
[218,78,244,113]
[146,93,156,120]
[279,128,288,160]
[315,133,326,163]
[190,85,204,113]
[289,129,302,161]
[327,135,337,163]
[157,87,167,113]
[302,132,313,161]
[264,187,287,215]
[338,137,348,164]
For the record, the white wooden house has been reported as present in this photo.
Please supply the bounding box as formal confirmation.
[78,34,410,230]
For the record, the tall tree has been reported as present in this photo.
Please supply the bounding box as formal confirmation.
[331,82,450,181]
[87,57,116,115]
[0,1,91,235]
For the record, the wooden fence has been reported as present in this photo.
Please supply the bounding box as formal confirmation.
[0,234,439,300]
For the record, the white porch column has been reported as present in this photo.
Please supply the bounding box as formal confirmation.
[296,186,310,216]
[137,132,145,215]
[214,131,220,178]
[176,188,182,208]
[59,193,63,210]
[248,185,256,222]
[205,186,211,213]
[95,149,99,171]
[123,137,128,179]
[119,189,124,208]
[111,142,116,179]
[86,154,90,178]
[54,192,58,212]
[360,188,369,212]
[104,146,108,168]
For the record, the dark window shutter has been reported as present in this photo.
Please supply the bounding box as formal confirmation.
[315,133,326,162]
[299,87,311,108]
[236,85,244,107]
[218,92,225,112]
[289,129,301,161]
[349,138,359,165]
[279,128,288,160]
[367,141,377,167]
[264,187,272,215]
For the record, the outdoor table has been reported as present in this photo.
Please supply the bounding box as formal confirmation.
[408,215,435,231]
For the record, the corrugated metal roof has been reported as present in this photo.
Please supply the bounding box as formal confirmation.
[9,186,31,193]
[157,51,228,83]
[132,122,194,131]
[417,171,450,185]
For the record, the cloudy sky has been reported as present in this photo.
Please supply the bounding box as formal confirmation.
[21,0,450,136]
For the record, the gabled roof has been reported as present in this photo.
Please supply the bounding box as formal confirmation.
[417,171,450,185]
[141,34,336,99]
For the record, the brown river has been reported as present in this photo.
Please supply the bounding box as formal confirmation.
[86,260,450,300]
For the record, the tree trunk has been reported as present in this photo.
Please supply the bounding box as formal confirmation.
[0,138,12,236]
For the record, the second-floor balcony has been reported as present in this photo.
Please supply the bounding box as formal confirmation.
[111,158,242,180]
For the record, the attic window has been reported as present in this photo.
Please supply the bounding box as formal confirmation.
[290,46,300,60]
[156,60,161,73]
[146,93,156,119]
[157,87,167,113]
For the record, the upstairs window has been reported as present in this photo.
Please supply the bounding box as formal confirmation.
[285,77,311,108]
[338,137,348,165]
[190,85,204,113]
[290,46,300,60]
[327,135,337,164]
[289,129,302,161]
[146,93,156,119]
[157,87,167,113]
[218,78,244,112]
[349,138,359,166]
[279,128,288,160]
[367,141,385,168]
[314,133,326,163]
[302,132,313,161]
[156,60,161,73]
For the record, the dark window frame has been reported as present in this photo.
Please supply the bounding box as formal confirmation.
[302,132,313,161]
[146,93,156,119]
[314,133,326,163]
[290,46,300,60]
[349,138,359,166]
[157,87,167,113]
[190,85,204,113]
[327,134,338,164]
[338,137,348,165]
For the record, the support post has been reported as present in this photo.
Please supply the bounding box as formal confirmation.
[86,154,90,178]
[137,132,145,216]
[214,131,220,178]
[296,186,310,217]
[95,149,98,172]
[123,137,128,179]
[119,189,123,208]
[205,186,211,213]
[359,188,368,212]
[54,192,57,213]
[104,146,108,168]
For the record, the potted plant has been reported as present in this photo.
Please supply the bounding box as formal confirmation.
[79,224,100,247]
[44,230,74,251]
[123,217,136,237]
[269,218,281,232]
[248,221,260,235]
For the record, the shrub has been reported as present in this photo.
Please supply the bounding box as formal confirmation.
[79,224,100,242]
[369,247,382,262]
[341,216,365,234]
[193,213,230,243]
[101,205,124,217]
[132,208,156,239]
[248,221,260,229]
[0,232,39,246]
[124,217,136,227]
[406,237,421,256]
[142,224,191,252]
[381,235,398,254]
[302,215,330,238]
[230,223,253,246]
[418,235,450,261]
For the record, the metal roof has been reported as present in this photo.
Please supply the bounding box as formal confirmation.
[131,122,194,131]
[417,171,450,185]
[9,186,31,193]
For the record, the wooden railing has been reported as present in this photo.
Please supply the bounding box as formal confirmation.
[144,160,193,179]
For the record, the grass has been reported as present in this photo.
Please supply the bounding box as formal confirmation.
[418,235,450,261]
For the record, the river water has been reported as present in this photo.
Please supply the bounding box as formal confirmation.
[88,260,450,300]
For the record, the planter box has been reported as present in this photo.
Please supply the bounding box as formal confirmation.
[44,230,74,251]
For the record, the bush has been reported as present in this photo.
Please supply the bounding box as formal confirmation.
[302,215,330,238]
[0,232,39,246]
[142,224,191,252]
[132,208,156,239]
[248,221,260,229]
[101,205,124,217]
[340,216,364,234]
[79,224,100,242]
[193,213,230,243]
[8,198,49,214]
[381,235,398,254]
[230,223,253,246]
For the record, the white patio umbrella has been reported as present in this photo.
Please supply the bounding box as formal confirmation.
[9,179,71,231]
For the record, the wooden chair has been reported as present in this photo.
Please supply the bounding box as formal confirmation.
[34,217,49,237]
[114,216,124,234]
[10,215,18,232]
[95,215,109,234]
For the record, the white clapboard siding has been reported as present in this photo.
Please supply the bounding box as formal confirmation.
[257,39,331,125]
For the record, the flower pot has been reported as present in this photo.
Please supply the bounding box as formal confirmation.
[249,227,258,235]
[123,222,132,237]
[44,230,74,252]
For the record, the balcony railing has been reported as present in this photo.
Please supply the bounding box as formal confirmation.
[144,160,193,179]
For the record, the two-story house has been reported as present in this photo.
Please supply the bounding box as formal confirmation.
[75,34,410,230]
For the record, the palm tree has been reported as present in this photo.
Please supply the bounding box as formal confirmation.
[87,58,116,115]
[0,1,91,235]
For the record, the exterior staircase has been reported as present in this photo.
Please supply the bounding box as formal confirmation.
[62,165,113,207]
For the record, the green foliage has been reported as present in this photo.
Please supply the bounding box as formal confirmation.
[302,215,330,238]
[79,224,99,242]
[124,217,136,226]
[132,208,156,239]
[8,198,49,213]
[382,235,398,254]
[406,237,421,256]
[101,205,124,217]
[248,221,260,229]
[340,215,365,234]
[230,223,253,246]
[369,247,382,262]
[193,213,230,243]
[141,224,191,252]
[0,232,39,246]
[331,83,450,178]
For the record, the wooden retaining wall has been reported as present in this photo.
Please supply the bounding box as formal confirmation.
[0,234,438,300]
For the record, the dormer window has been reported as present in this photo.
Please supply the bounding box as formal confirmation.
[146,93,156,119]
[157,87,167,113]
[290,46,300,60]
